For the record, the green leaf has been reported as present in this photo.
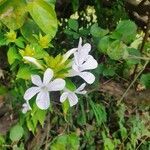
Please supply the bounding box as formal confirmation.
[34,107,47,126]
[0,134,5,146]
[62,99,70,118]
[0,85,7,95]
[90,23,109,38]
[7,47,21,65]
[111,20,137,43]
[28,0,58,38]
[64,29,79,39]
[51,133,79,150]
[10,124,24,142]
[103,67,116,77]
[0,0,7,6]
[26,117,35,133]
[140,73,150,88]
[68,19,78,32]
[0,0,27,30]
[89,99,107,126]
[17,65,37,80]
[44,0,56,7]
[21,19,40,43]
[0,32,6,46]
[98,36,111,53]
[107,40,127,60]
[77,100,86,125]
[15,37,25,48]
[65,79,76,91]
[126,48,141,65]
[71,0,79,12]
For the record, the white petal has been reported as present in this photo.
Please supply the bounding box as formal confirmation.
[80,43,91,54]
[31,75,42,86]
[74,52,80,65]
[23,56,43,69]
[36,91,50,110]
[26,101,32,110]
[62,48,77,63]
[67,69,79,77]
[22,102,31,113]
[47,79,65,91]
[22,107,28,114]
[79,72,95,84]
[75,83,86,92]
[76,90,87,94]
[78,37,82,51]
[24,87,40,100]
[72,63,80,72]
[60,92,69,103]
[79,55,98,71]
[75,43,91,65]
[43,68,53,85]
[68,93,78,107]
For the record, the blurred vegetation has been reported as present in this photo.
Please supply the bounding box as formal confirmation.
[0,0,150,149]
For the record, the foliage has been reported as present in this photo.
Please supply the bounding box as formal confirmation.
[0,0,150,149]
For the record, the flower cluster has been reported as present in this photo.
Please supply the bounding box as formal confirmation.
[22,38,98,112]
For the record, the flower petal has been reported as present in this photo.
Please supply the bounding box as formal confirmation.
[72,63,80,72]
[75,43,91,65]
[36,91,50,110]
[47,79,65,91]
[23,56,43,69]
[79,72,95,84]
[62,48,77,63]
[43,68,53,85]
[76,83,86,91]
[79,55,98,71]
[78,37,82,51]
[24,87,40,100]
[67,69,79,77]
[68,93,78,107]
[22,101,31,114]
[76,90,87,94]
[80,43,91,54]
[31,75,42,86]
[60,92,69,103]
[22,106,28,114]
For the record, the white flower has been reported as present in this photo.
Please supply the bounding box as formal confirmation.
[60,83,86,107]
[68,38,98,84]
[22,101,31,114]
[24,68,65,110]
[61,48,77,64]
[23,56,44,69]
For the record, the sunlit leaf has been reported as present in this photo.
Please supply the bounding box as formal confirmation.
[0,0,27,30]
[7,46,21,65]
[10,124,24,142]
[28,0,58,38]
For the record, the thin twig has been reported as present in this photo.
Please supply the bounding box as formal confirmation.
[136,136,149,150]
[132,14,150,79]
[44,113,51,150]
[117,60,149,106]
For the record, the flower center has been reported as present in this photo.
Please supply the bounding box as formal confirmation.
[41,86,48,92]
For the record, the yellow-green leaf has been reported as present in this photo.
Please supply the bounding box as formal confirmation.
[28,0,58,38]
[0,0,27,30]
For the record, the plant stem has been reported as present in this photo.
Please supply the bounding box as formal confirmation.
[44,113,51,150]
[132,14,150,79]
[117,60,149,106]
